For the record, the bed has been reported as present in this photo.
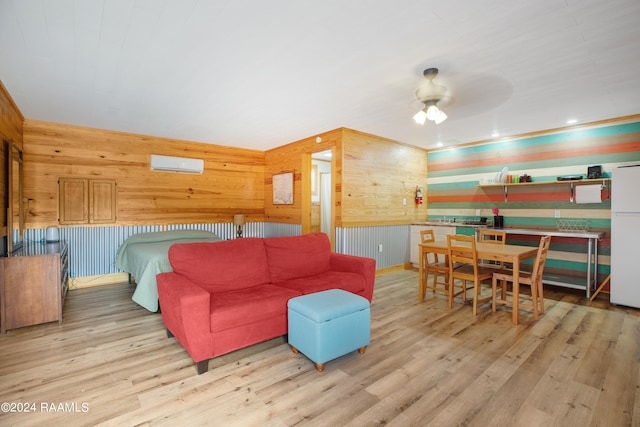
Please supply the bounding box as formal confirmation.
[115,230,221,312]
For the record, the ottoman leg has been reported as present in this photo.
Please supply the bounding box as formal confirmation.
[358,346,367,354]
[315,363,325,372]
[290,345,299,354]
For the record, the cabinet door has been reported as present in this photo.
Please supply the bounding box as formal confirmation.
[59,178,117,225]
[410,226,427,265]
[59,178,88,224]
[90,180,117,223]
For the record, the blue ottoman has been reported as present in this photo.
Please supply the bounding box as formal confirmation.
[288,289,370,372]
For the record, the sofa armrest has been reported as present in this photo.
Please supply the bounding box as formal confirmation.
[329,253,376,302]
[157,272,212,362]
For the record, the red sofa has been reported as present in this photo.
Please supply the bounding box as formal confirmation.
[156,233,376,374]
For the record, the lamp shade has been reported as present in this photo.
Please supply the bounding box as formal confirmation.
[413,110,427,125]
[233,214,246,226]
[426,105,440,120]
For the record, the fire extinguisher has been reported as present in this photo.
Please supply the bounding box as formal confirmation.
[415,185,424,204]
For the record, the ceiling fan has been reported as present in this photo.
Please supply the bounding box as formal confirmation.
[413,68,450,125]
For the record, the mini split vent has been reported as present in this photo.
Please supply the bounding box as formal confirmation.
[150,154,204,174]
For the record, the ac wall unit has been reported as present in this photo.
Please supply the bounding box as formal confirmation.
[150,154,204,174]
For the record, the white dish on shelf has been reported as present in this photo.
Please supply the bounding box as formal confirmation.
[497,166,509,183]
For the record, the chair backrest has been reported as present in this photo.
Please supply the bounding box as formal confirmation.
[530,235,552,284]
[420,229,442,265]
[447,234,479,271]
[420,229,435,243]
[478,229,506,245]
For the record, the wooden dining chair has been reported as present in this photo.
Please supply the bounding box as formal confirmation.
[491,235,552,320]
[419,229,450,300]
[477,229,507,269]
[447,234,496,315]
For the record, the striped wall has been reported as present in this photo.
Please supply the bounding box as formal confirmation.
[427,119,640,282]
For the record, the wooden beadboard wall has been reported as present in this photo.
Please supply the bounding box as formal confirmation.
[0,82,25,235]
[264,128,429,228]
[264,128,343,227]
[23,120,266,228]
[341,129,428,226]
[22,119,428,230]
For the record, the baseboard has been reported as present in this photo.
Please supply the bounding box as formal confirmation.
[376,264,411,276]
[68,272,130,290]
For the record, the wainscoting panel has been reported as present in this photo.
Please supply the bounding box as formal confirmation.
[24,223,404,280]
[24,223,267,280]
[264,222,302,237]
[336,225,410,269]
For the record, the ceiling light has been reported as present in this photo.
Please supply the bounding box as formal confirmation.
[413,68,449,125]
[426,104,440,120]
[414,103,447,125]
[413,109,427,125]
[433,108,447,124]
[566,119,578,124]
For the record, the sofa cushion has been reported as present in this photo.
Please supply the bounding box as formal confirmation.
[168,238,271,291]
[273,271,366,296]
[209,285,301,333]
[264,233,331,282]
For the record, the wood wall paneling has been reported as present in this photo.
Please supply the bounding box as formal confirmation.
[264,128,429,228]
[341,129,428,226]
[264,128,343,226]
[0,81,25,243]
[23,120,266,227]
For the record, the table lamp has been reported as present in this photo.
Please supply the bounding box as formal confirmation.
[233,214,245,238]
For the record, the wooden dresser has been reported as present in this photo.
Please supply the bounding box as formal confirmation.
[0,241,69,334]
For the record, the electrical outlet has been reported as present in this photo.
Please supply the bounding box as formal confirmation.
[554,210,561,218]
[378,244,383,253]
[402,198,407,206]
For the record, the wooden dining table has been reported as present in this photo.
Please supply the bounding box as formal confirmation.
[419,239,539,325]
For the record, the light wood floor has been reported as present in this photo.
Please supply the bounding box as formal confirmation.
[0,269,638,426]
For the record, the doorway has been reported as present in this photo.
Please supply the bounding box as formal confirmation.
[309,149,333,243]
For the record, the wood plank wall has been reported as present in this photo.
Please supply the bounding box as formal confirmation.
[23,120,265,228]
[0,82,25,237]
[264,128,429,228]
[264,128,343,226]
[22,118,428,231]
[341,129,428,226]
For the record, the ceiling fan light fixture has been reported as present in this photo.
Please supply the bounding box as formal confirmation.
[434,108,447,124]
[415,101,447,125]
[413,67,450,125]
[413,109,427,125]
[425,104,440,120]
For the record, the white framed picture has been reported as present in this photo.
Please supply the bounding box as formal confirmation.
[273,171,294,204]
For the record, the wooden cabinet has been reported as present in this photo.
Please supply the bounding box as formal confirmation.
[0,241,69,333]
[59,178,117,224]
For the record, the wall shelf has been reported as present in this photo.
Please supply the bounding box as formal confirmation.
[478,178,611,202]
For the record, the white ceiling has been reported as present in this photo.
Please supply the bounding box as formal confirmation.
[1,0,639,151]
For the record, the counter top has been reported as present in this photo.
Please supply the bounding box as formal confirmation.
[412,222,488,228]
[497,227,604,239]
[412,223,604,239]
